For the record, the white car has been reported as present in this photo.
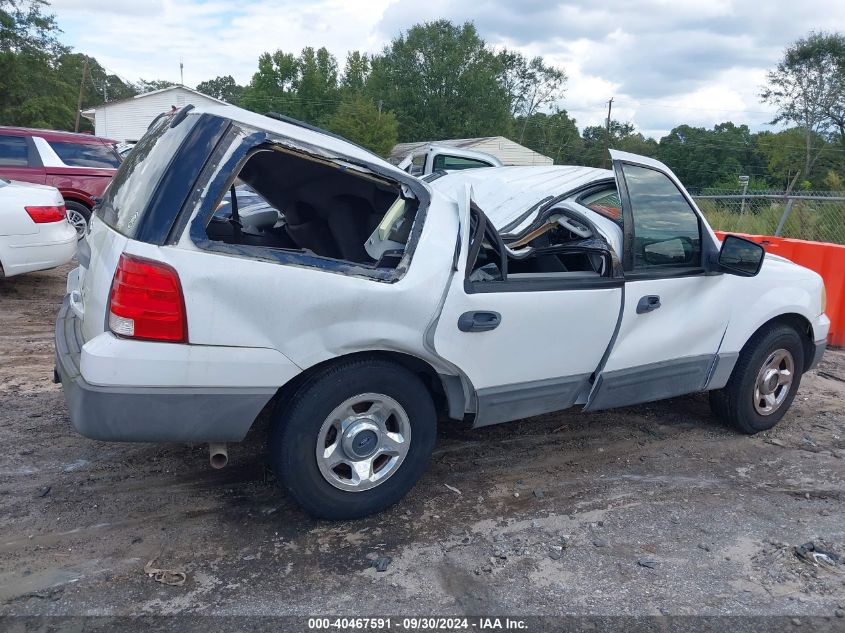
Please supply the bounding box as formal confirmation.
[0,179,76,277]
[54,106,829,519]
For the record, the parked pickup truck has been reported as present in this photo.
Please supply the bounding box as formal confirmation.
[55,105,829,519]
[396,143,503,176]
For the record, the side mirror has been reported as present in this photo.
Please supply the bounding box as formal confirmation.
[718,235,765,277]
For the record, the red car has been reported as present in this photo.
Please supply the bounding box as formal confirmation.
[0,127,121,238]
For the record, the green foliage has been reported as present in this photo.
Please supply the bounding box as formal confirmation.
[0,0,63,55]
[240,50,299,115]
[0,0,71,127]
[761,31,845,185]
[340,51,369,97]
[195,75,242,104]
[296,46,339,124]
[241,46,339,125]
[757,128,809,188]
[325,96,398,157]
[367,20,513,141]
[0,1,168,130]
[824,170,844,189]
[700,197,845,244]
[518,109,582,165]
[578,120,658,168]
[657,122,760,189]
[498,49,566,142]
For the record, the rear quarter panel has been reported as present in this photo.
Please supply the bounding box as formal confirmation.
[46,168,115,205]
[129,189,459,377]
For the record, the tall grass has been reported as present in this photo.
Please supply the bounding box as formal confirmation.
[696,197,845,245]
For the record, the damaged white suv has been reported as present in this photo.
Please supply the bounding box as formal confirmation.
[55,106,829,519]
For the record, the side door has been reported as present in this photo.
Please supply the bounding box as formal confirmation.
[433,187,623,426]
[585,151,731,411]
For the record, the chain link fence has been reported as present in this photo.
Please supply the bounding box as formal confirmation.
[692,190,845,245]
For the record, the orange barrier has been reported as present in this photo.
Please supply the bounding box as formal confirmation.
[716,232,845,347]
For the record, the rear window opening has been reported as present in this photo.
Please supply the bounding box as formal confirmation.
[204,146,420,271]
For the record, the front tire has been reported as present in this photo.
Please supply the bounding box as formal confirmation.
[269,359,436,519]
[709,324,805,434]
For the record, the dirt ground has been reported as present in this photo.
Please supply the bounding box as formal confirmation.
[1,264,844,619]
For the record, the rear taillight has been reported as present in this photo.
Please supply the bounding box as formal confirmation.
[25,205,67,223]
[108,254,187,343]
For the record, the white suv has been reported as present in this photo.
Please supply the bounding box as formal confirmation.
[55,105,829,519]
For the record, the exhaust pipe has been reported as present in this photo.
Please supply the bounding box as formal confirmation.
[209,443,228,469]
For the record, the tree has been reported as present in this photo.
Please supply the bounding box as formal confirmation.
[340,51,369,97]
[367,20,512,141]
[518,109,582,164]
[58,53,136,104]
[757,128,831,190]
[54,53,137,131]
[658,122,763,189]
[498,49,566,141]
[241,50,299,115]
[296,46,339,124]
[240,47,339,124]
[761,31,845,191]
[196,75,243,104]
[580,120,654,168]
[326,96,398,156]
[0,0,73,127]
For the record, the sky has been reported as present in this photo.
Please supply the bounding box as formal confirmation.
[48,0,845,139]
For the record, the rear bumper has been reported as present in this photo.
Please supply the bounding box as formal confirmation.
[806,312,830,371]
[0,224,76,277]
[55,297,276,442]
[807,339,826,371]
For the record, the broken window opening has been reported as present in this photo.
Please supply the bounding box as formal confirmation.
[467,206,614,284]
[204,145,420,272]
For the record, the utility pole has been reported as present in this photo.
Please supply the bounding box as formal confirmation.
[101,82,108,137]
[180,58,184,86]
[602,97,613,169]
[74,56,89,132]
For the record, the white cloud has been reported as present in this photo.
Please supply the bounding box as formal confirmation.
[46,0,845,137]
[50,0,392,86]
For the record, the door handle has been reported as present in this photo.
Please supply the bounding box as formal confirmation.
[458,311,502,332]
[636,295,661,314]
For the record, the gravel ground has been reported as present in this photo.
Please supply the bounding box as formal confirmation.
[1,264,844,619]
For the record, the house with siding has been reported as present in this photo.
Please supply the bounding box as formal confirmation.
[390,137,553,167]
[81,86,230,143]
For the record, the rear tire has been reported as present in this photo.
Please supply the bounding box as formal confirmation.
[709,324,805,434]
[269,359,436,519]
[64,201,91,240]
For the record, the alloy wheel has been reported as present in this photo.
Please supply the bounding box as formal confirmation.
[315,393,411,492]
